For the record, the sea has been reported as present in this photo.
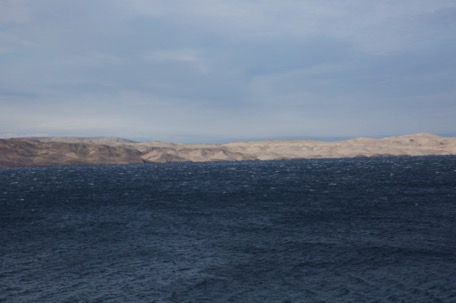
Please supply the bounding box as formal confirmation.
[1,156,456,303]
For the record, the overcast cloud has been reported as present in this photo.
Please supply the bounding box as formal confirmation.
[1,0,455,142]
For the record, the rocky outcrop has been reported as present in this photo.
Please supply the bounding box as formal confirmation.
[0,138,144,167]
[0,133,455,167]
[223,133,456,160]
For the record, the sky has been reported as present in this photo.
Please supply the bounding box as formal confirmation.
[1,0,455,143]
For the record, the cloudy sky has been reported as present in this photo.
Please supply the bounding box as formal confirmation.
[1,0,455,142]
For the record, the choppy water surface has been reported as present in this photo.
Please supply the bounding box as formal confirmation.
[1,157,456,302]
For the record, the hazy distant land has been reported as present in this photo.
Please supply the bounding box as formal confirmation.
[1,133,456,167]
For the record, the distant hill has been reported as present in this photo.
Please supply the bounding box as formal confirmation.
[22,137,137,144]
[1,133,456,167]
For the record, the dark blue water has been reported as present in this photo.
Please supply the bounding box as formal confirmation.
[1,157,456,302]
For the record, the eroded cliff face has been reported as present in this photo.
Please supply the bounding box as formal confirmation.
[1,133,455,167]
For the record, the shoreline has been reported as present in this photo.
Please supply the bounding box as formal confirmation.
[1,133,455,168]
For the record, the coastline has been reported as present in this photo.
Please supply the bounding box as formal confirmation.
[1,133,455,167]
